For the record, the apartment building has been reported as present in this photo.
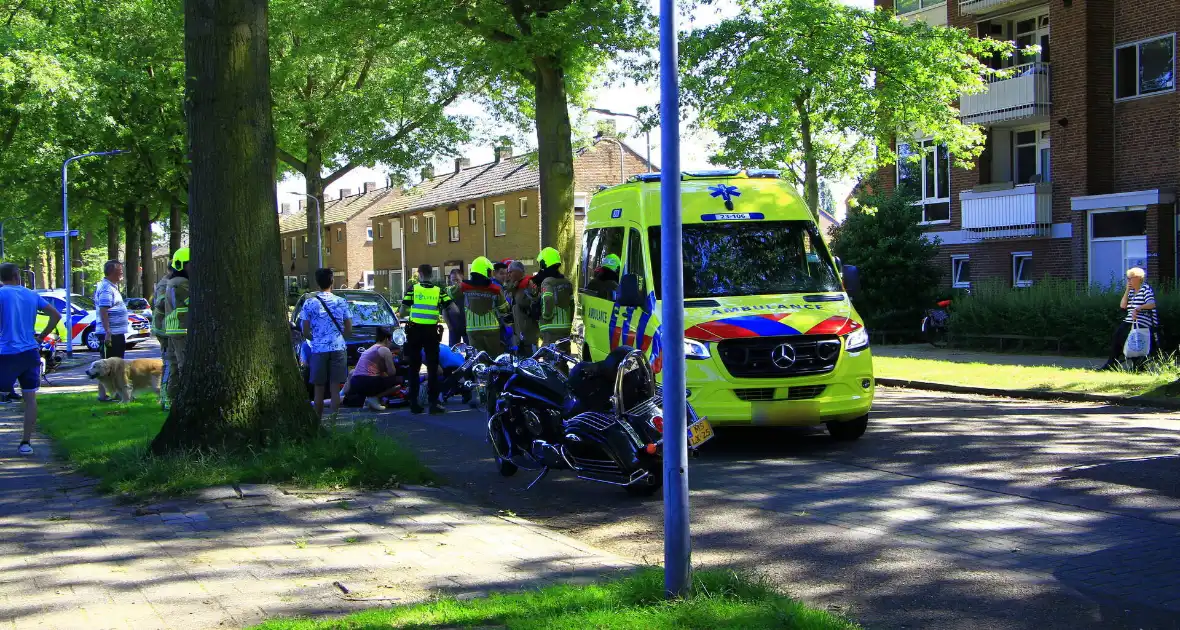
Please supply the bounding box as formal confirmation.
[878,0,1178,289]
[369,138,654,298]
[278,183,403,292]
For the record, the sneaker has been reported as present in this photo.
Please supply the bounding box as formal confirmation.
[429,404,446,415]
[364,397,386,412]
[17,442,32,455]
[4,392,21,402]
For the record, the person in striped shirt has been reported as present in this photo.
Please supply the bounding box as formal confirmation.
[1099,267,1159,370]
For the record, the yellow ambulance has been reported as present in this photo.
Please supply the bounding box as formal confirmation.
[578,169,873,440]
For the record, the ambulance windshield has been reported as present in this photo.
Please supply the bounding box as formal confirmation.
[648,220,841,299]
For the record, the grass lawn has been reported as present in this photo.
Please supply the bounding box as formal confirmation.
[874,356,1180,399]
[247,568,859,630]
[36,393,435,499]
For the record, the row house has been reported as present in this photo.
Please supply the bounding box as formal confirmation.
[878,0,1178,289]
[369,137,654,299]
[278,182,402,292]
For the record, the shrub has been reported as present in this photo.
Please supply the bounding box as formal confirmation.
[829,185,941,331]
[948,279,1180,355]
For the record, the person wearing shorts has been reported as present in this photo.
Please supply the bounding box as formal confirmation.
[94,260,129,402]
[300,268,352,419]
[342,326,399,411]
[0,263,61,454]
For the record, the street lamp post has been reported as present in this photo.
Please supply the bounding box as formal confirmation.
[658,0,690,599]
[587,107,653,173]
[289,192,323,268]
[61,150,127,357]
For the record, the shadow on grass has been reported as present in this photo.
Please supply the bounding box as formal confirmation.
[35,393,435,500]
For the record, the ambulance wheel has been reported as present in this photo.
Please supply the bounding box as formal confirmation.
[826,415,869,441]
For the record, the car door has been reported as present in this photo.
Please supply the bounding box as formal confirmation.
[577,226,625,361]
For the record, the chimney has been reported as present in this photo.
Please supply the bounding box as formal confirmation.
[595,119,617,138]
[339,188,352,198]
[364,181,377,193]
[421,165,435,180]
[494,138,515,163]
[454,157,471,173]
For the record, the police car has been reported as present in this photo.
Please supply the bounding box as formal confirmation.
[36,290,152,351]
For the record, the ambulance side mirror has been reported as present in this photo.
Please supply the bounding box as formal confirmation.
[617,274,645,309]
[842,264,862,300]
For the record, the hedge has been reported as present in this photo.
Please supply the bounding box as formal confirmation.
[947,279,1180,356]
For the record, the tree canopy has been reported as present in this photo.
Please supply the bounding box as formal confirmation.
[680,0,1012,216]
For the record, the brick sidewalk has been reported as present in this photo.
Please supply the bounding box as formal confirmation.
[0,409,631,630]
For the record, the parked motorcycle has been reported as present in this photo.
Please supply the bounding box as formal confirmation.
[464,337,714,496]
[39,333,64,383]
[921,299,952,348]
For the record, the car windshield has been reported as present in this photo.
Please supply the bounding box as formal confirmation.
[648,220,841,298]
[126,298,149,310]
[344,293,397,327]
[71,296,97,310]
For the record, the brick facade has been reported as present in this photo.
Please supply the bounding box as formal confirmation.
[876,0,1179,288]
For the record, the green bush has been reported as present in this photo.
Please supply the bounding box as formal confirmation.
[947,279,1180,355]
[829,186,941,331]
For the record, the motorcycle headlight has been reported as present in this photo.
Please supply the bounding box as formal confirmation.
[685,339,710,360]
[391,328,407,347]
[844,327,869,353]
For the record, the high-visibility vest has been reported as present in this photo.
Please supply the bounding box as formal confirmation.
[409,284,442,326]
[163,277,190,337]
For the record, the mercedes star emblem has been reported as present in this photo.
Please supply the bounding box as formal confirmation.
[771,343,797,369]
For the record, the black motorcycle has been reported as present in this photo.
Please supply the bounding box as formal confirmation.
[463,338,714,496]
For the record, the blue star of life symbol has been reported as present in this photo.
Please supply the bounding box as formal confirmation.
[708,184,741,209]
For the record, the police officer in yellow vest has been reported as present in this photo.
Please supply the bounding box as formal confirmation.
[160,247,190,411]
[399,263,451,414]
[455,256,506,357]
[531,247,574,354]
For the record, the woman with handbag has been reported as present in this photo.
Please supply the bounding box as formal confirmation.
[1098,267,1158,371]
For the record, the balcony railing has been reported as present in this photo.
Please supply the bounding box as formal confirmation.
[959,0,1029,15]
[960,62,1051,125]
[960,182,1052,240]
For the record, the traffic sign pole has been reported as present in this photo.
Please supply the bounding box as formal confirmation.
[659,0,691,599]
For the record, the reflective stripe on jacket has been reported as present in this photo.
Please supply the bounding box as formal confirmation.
[459,280,504,332]
[539,276,573,332]
[163,276,190,336]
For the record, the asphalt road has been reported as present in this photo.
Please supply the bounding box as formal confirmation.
[377,388,1180,630]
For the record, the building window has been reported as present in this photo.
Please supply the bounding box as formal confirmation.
[1012,252,1033,287]
[336,228,343,243]
[951,255,971,289]
[425,213,437,244]
[574,192,589,218]
[519,197,529,217]
[897,140,950,224]
[1013,127,1050,184]
[1014,13,1050,65]
[468,205,477,225]
[389,219,401,248]
[366,226,374,241]
[376,222,383,239]
[302,236,308,258]
[447,208,460,242]
[1089,207,1148,287]
[1115,34,1176,100]
[494,201,507,237]
[894,0,943,15]
[411,216,419,233]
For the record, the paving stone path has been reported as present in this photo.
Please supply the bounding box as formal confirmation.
[0,407,631,630]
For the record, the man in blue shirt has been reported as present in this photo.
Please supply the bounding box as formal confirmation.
[0,263,61,455]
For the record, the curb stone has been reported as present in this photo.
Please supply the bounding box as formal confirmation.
[877,378,1180,411]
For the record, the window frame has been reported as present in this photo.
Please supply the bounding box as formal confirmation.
[468,204,477,225]
[410,215,419,234]
[1114,33,1176,101]
[1012,251,1034,288]
[336,227,343,243]
[302,235,308,258]
[493,201,507,237]
[897,139,951,225]
[376,222,383,240]
[366,226,374,241]
[424,212,437,245]
[519,196,529,218]
[1088,207,1149,286]
[1012,125,1051,184]
[389,219,401,249]
[894,0,944,16]
[951,254,971,289]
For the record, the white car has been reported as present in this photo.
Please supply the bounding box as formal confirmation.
[37,290,152,351]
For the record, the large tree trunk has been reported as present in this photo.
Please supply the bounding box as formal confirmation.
[533,56,576,281]
[140,205,154,298]
[51,244,61,289]
[151,0,316,453]
[35,246,49,290]
[796,95,820,219]
[169,200,183,254]
[303,143,325,277]
[107,211,120,261]
[123,203,141,297]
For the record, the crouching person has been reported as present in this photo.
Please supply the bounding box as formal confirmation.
[342,326,399,411]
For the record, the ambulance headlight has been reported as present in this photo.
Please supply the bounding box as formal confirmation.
[844,327,869,353]
[684,339,711,360]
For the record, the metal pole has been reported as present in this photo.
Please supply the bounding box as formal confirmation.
[61,150,126,356]
[659,0,690,599]
[291,192,323,268]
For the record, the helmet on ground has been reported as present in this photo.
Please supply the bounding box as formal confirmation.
[171,247,190,271]
[537,247,561,269]
[471,256,494,278]
[601,254,621,272]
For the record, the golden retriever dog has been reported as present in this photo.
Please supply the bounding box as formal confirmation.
[85,358,164,402]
